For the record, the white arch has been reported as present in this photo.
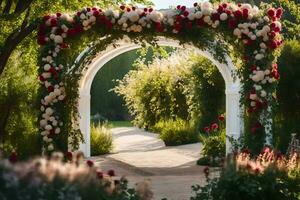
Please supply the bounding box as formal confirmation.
[77,38,243,157]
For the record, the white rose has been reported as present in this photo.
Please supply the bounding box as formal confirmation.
[82,20,89,27]
[43,136,49,142]
[149,11,163,23]
[52,120,58,127]
[265,69,270,75]
[54,88,61,96]
[49,116,55,121]
[255,54,264,60]
[188,13,195,21]
[54,35,63,44]
[195,11,203,19]
[250,101,256,107]
[40,119,47,127]
[58,95,65,101]
[45,124,52,130]
[45,107,54,115]
[128,12,139,22]
[220,13,228,21]
[233,28,241,36]
[55,127,61,134]
[44,64,51,71]
[250,35,257,40]
[41,131,47,136]
[80,13,86,20]
[201,1,212,11]
[48,144,54,151]
[260,43,267,49]
[260,90,267,97]
[203,16,211,23]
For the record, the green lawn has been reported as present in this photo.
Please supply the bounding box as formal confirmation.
[108,121,133,128]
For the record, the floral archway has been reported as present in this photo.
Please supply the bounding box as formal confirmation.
[37,2,283,154]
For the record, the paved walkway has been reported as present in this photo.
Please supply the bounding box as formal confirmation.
[91,127,217,200]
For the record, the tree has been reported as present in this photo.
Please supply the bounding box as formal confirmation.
[0,0,153,76]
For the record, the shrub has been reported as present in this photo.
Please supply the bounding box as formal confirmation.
[191,149,300,200]
[275,39,300,152]
[114,51,225,130]
[91,123,113,156]
[198,116,226,166]
[0,152,151,200]
[154,118,199,146]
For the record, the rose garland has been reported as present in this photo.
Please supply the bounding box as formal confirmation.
[37,2,283,152]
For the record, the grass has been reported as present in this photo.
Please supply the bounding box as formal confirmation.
[107,121,133,128]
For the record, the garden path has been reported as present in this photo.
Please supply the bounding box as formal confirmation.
[91,127,217,200]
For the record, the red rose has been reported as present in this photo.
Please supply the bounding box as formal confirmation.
[222,3,228,8]
[203,126,210,133]
[197,18,205,27]
[39,75,45,82]
[132,7,136,11]
[274,26,281,32]
[126,8,131,12]
[56,13,62,17]
[120,5,125,10]
[276,8,283,18]
[43,15,51,22]
[93,10,100,16]
[107,169,115,176]
[203,167,210,176]
[217,6,224,13]
[144,8,148,12]
[233,10,242,19]
[181,6,186,11]
[269,40,278,49]
[183,11,189,17]
[228,18,237,29]
[177,5,181,10]
[149,8,153,12]
[267,9,276,18]
[186,21,193,29]
[193,3,198,7]
[86,160,94,167]
[242,9,249,19]
[37,36,47,45]
[212,13,220,21]
[211,123,219,130]
[269,31,276,39]
[218,115,225,121]
[156,22,164,32]
[50,18,58,27]
[47,85,54,92]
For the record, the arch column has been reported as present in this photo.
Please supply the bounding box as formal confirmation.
[78,90,91,157]
[225,83,242,154]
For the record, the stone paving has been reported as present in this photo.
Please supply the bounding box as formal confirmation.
[91,127,218,200]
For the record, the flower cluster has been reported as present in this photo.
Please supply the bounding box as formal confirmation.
[237,147,299,174]
[1,152,152,200]
[203,114,225,133]
[37,2,283,152]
